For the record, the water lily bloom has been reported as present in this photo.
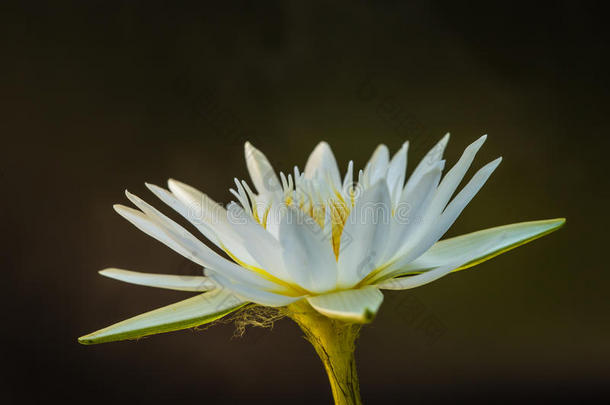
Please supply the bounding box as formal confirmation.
[79,134,564,404]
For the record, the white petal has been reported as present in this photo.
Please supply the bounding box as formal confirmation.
[378,157,502,277]
[146,183,220,246]
[382,160,444,264]
[225,203,296,285]
[99,268,215,291]
[307,286,384,323]
[209,272,302,307]
[432,157,502,240]
[78,289,245,344]
[114,200,282,292]
[124,191,226,267]
[114,204,203,266]
[363,144,390,186]
[395,218,566,274]
[278,205,337,293]
[166,179,262,268]
[167,179,226,226]
[264,201,284,239]
[375,262,463,290]
[244,142,282,195]
[404,133,449,194]
[424,135,487,220]
[304,141,342,189]
[376,228,509,289]
[337,181,391,288]
[386,142,408,209]
[341,160,354,199]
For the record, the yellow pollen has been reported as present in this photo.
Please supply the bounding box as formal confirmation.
[284,190,352,259]
[329,199,350,258]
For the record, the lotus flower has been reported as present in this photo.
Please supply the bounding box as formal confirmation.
[79,134,564,404]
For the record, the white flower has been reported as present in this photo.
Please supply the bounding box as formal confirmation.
[79,134,564,344]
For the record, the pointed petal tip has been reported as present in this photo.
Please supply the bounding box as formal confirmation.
[167,178,180,189]
[428,133,449,151]
[78,334,96,345]
[167,178,190,192]
[530,217,566,231]
[145,182,166,194]
[98,268,121,277]
[490,156,503,168]
[375,143,389,152]
[549,217,566,228]
[124,190,144,207]
[459,134,487,155]
[309,140,333,155]
[113,203,127,213]
[313,141,334,156]
[78,329,119,345]
[244,141,258,154]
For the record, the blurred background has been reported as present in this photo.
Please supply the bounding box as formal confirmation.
[2,0,608,403]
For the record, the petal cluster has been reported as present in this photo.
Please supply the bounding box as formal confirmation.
[79,135,564,344]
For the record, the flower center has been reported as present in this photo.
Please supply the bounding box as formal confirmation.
[233,169,359,260]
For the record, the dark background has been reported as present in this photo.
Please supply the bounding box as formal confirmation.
[2,1,609,403]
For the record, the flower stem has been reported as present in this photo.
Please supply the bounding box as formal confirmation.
[287,301,363,405]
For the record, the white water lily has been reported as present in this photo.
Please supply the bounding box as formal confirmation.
[79,134,564,405]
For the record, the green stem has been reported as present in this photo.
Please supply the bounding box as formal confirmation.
[287,301,363,405]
